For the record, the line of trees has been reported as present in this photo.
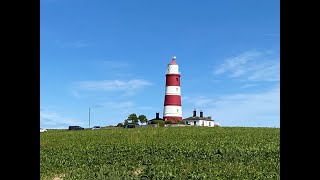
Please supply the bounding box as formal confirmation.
[124,113,148,125]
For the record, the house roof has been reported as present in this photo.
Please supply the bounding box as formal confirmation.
[182,116,214,121]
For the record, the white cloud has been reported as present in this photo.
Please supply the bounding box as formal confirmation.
[214,50,262,76]
[70,89,82,98]
[75,79,152,91]
[71,79,152,98]
[248,61,280,81]
[240,84,257,89]
[214,50,279,82]
[40,110,85,129]
[183,85,280,127]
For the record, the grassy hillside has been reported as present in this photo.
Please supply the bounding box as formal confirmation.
[40,127,280,179]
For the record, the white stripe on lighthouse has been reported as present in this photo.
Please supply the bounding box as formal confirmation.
[163,106,182,117]
[165,86,181,95]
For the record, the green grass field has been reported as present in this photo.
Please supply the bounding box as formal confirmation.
[40,127,280,180]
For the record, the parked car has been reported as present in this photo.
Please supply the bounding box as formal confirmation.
[68,126,85,130]
[92,126,101,130]
[40,128,47,132]
[124,124,135,128]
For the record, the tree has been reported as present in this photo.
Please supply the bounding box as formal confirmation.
[127,113,139,125]
[138,115,148,125]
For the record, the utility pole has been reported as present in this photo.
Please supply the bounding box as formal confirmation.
[89,108,91,128]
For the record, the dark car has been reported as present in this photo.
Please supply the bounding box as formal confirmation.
[68,126,85,130]
[124,124,135,128]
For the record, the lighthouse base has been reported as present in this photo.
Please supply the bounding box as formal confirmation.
[164,116,183,124]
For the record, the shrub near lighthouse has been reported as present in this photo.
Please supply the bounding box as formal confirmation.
[163,56,182,123]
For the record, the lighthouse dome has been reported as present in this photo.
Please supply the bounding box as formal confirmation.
[169,56,177,65]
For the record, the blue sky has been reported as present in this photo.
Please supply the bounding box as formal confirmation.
[40,0,280,128]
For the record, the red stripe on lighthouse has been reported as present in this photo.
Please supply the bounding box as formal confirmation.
[163,116,182,123]
[166,74,181,86]
[164,95,181,106]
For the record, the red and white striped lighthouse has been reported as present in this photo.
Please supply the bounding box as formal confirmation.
[163,56,182,123]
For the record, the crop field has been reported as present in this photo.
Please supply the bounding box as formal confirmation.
[40,127,280,180]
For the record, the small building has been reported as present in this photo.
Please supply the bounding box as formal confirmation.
[148,112,163,124]
[182,109,216,127]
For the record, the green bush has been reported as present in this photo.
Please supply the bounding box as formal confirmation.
[152,120,165,127]
[175,121,185,124]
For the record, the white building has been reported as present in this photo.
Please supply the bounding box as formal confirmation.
[182,109,218,127]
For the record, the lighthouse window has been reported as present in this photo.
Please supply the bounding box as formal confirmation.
[176,88,178,92]
[176,78,178,81]
[177,109,179,112]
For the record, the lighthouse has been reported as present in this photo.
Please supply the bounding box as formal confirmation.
[163,56,182,123]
